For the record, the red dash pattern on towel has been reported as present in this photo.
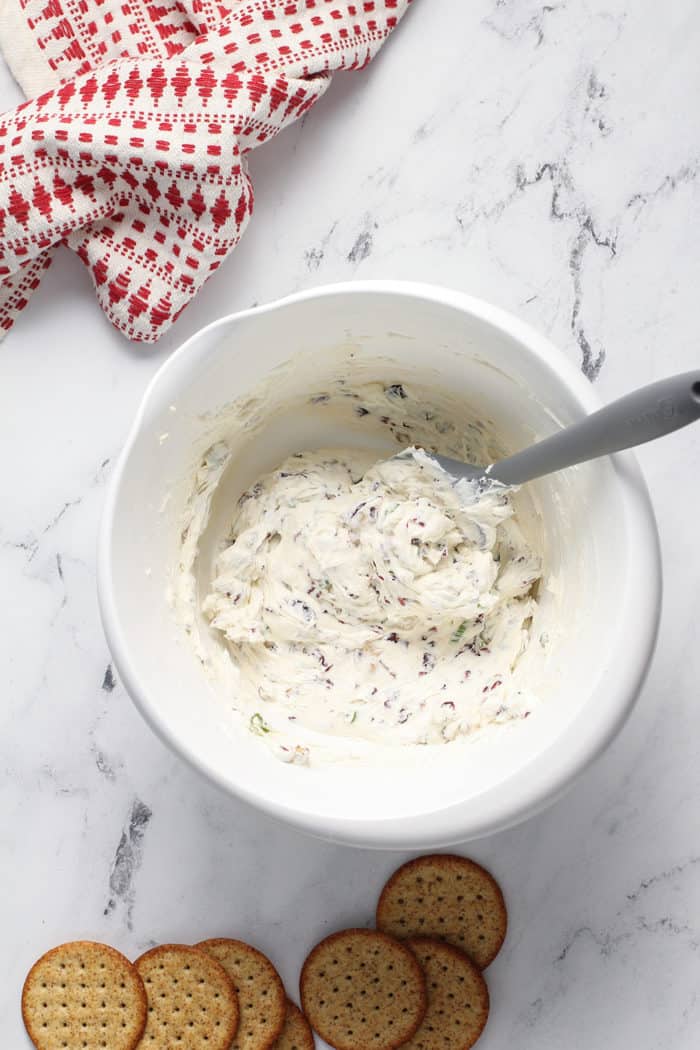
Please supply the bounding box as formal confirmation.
[0,0,412,341]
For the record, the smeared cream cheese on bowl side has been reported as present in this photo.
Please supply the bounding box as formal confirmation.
[171,365,557,768]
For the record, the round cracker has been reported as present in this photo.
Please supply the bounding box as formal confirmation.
[135,944,239,1049]
[300,928,427,1050]
[273,999,315,1049]
[22,940,147,1050]
[197,938,286,1049]
[376,855,507,969]
[402,938,489,1049]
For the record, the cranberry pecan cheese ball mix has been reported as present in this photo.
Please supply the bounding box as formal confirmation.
[173,378,546,766]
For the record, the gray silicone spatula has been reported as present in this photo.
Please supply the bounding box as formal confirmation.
[431,370,700,487]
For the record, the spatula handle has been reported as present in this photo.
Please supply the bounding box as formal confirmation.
[490,371,700,486]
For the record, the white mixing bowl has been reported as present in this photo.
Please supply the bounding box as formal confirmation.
[98,282,661,848]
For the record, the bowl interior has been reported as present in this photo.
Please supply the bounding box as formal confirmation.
[102,287,651,841]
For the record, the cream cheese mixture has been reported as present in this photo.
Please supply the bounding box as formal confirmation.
[200,446,542,763]
[171,372,551,767]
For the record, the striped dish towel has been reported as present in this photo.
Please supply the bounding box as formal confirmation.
[0,0,412,341]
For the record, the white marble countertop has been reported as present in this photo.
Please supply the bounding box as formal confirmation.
[2,1,700,1046]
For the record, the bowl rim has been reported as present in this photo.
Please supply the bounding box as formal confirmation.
[98,280,662,848]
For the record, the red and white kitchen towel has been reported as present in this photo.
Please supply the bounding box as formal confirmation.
[0,0,411,341]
